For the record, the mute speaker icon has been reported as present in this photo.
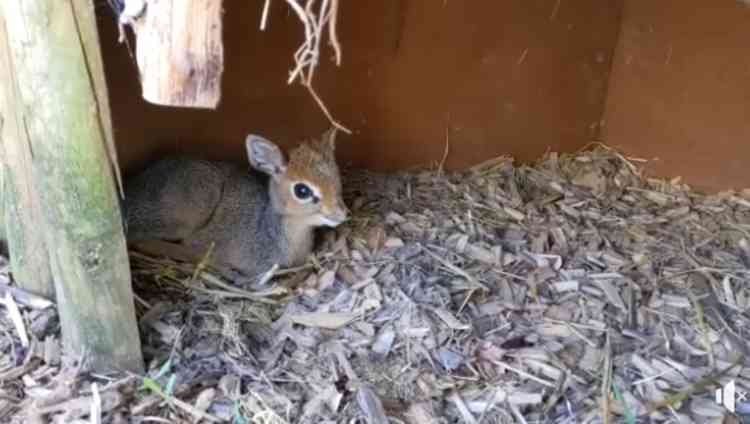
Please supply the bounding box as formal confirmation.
[716,380,736,413]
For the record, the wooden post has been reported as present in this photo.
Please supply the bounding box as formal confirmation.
[126,0,224,108]
[0,161,5,252]
[0,155,5,245]
[0,0,144,372]
[0,14,54,298]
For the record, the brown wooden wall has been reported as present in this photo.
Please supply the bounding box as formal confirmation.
[602,0,750,191]
[99,1,623,174]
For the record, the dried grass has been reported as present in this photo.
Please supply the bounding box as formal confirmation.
[259,0,350,135]
[2,145,750,422]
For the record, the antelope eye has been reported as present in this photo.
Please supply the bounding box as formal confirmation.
[293,183,313,200]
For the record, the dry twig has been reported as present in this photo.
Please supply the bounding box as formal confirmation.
[259,0,351,133]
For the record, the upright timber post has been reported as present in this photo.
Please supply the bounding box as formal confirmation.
[0,158,6,253]
[0,15,54,298]
[0,0,143,372]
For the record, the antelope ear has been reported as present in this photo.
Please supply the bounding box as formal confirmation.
[245,134,287,177]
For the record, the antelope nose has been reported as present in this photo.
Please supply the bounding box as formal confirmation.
[329,209,348,223]
[324,201,349,225]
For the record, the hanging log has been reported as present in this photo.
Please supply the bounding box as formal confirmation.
[0,14,54,298]
[0,0,144,372]
[125,0,224,108]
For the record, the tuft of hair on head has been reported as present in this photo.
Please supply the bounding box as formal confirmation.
[307,127,338,162]
[320,127,338,152]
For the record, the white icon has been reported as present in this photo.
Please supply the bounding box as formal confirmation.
[716,380,736,413]
[716,380,750,414]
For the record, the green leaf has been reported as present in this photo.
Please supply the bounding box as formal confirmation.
[154,358,172,380]
[142,377,166,398]
[612,382,636,424]
[232,401,248,424]
[165,374,177,396]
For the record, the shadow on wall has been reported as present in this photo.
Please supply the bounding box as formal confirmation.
[98,0,622,175]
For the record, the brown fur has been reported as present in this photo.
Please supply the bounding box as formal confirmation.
[124,128,348,285]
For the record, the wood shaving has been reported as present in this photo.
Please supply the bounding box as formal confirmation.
[1,146,749,422]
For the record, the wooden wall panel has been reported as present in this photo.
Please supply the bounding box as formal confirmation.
[603,0,750,191]
[97,1,622,174]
